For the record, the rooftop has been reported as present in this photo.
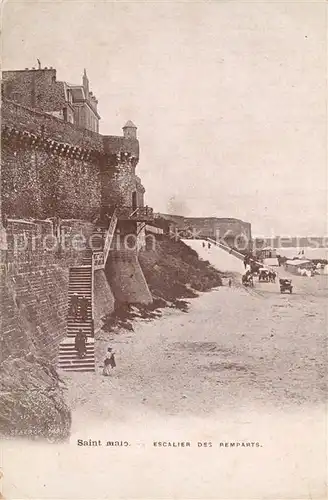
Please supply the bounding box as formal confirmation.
[286,259,311,266]
[123,120,137,129]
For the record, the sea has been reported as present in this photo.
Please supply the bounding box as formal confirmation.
[275,247,328,261]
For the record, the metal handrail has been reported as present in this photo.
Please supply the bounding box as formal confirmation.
[103,210,118,264]
[115,206,154,220]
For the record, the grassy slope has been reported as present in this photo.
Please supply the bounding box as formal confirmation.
[102,237,222,332]
[138,236,222,301]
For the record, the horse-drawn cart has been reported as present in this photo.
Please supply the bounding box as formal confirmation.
[279,278,293,294]
[242,273,254,287]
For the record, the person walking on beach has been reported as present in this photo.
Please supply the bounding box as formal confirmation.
[208,242,211,249]
[103,347,116,376]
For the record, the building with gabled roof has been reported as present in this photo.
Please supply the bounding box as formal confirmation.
[2,65,100,133]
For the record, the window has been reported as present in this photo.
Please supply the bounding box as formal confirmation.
[132,191,137,210]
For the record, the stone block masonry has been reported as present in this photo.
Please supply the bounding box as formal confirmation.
[2,100,141,220]
[0,219,96,364]
[2,143,102,220]
[0,263,69,362]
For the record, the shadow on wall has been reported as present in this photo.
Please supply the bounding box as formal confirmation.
[93,269,115,331]
[105,249,152,306]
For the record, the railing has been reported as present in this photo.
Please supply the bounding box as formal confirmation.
[91,249,95,335]
[92,210,118,270]
[103,210,118,264]
[206,237,265,270]
[206,237,245,260]
[116,206,154,221]
[93,251,105,270]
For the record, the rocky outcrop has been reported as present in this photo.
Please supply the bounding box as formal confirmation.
[0,353,71,442]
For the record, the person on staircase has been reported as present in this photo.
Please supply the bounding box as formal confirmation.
[80,296,90,322]
[75,329,88,358]
[103,347,116,376]
[71,293,79,319]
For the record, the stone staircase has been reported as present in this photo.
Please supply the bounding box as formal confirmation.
[57,211,118,374]
[58,255,95,373]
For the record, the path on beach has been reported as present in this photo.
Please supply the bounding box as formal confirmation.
[3,240,327,499]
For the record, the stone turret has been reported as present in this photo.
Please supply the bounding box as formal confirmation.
[123,120,137,140]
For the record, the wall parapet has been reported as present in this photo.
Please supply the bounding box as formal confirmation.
[1,125,111,165]
[2,99,103,150]
[2,99,140,158]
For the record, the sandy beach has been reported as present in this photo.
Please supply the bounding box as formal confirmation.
[2,243,327,499]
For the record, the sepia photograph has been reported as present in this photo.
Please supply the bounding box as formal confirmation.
[0,0,327,498]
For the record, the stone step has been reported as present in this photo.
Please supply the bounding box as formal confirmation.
[68,285,92,289]
[67,304,92,309]
[59,344,94,351]
[58,367,95,373]
[67,330,92,336]
[67,318,92,323]
[69,278,92,281]
[69,272,92,276]
[66,332,93,337]
[67,316,92,322]
[67,327,92,333]
[68,284,91,288]
[59,355,94,362]
[59,356,94,364]
[67,320,92,326]
[70,266,91,270]
[68,278,91,281]
[68,287,91,291]
[69,274,92,277]
[59,346,94,352]
[70,271,91,276]
[58,352,95,360]
[58,363,95,371]
[60,337,94,344]
[69,279,91,283]
[69,276,92,280]
[66,326,93,332]
[66,325,92,329]
[67,320,92,324]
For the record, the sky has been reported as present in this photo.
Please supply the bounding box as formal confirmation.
[2,0,327,236]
